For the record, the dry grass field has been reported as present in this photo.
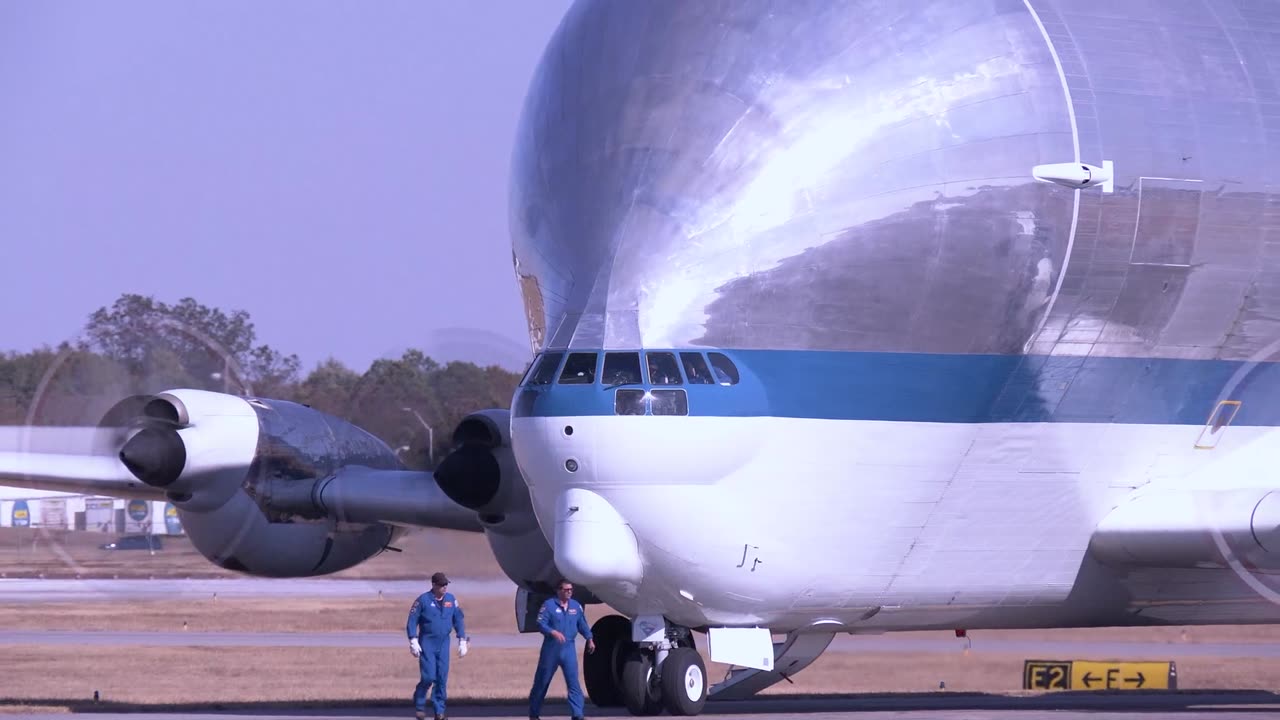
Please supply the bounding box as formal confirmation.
[9,593,1280,644]
[0,595,528,634]
[0,525,503,579]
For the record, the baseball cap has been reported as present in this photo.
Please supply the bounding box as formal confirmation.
[431,572,449,586]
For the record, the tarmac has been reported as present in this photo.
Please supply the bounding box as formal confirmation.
[4,629,1280,660]
[11,693,1280,719]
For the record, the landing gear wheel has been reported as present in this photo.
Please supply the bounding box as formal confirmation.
[621,649,663,716]
[659,647,707,716]
[584,614,631,707]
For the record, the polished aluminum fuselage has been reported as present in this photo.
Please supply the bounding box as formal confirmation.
[507,0,1280,632]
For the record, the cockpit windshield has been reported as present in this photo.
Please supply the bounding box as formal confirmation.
[525,352,564,385]
[521,348,741,417]
[651,389,688,415]
[708,352,739,385]
[559,352,598,384]
[680,352,714,384]
[646,352,683,385]
[603,352,643,386]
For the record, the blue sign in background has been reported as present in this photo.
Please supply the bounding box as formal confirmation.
[164,502,182,534]
[11,500,29,527]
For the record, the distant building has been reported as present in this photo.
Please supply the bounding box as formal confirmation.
[0,488,181,535]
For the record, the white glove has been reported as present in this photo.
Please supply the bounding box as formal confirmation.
[409,638,422,658]
[458,637,469,657]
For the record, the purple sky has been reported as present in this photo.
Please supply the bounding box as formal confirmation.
[0,1,573,373]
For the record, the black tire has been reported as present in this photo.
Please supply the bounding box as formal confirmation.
[660,647,707,716]
[584,614,631,708]
[621,649,663,716]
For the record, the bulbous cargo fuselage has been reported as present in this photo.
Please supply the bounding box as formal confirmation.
[507,0,1280,631]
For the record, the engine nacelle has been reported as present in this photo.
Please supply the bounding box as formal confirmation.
[178,486,398,577]
[116,390,259,513]
[434,409,566,594]
[107,389,462,577]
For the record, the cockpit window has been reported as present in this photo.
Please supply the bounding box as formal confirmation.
[526,352,564,385]
[615,388,645,415]
[603,352,642,386]
[650,389,688,416]
[558,352,598,384]
[707,352,739,385]
[679,352,714,385]
[518,357,538,386]
[646,352,683,385]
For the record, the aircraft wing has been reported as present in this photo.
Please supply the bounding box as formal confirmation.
[0,450,164,500]
[0,424,167,499]
[0,388,556,585]
[0,390,498,532]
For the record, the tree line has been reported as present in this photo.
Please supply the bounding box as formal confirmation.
[0,294,528,469]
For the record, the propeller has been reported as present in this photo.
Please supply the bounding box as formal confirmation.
[87,394,153,456]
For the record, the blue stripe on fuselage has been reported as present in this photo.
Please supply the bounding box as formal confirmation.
[513,350,1280,425]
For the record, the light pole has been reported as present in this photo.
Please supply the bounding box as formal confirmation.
[210,358,231,394]
[402,408,434,467]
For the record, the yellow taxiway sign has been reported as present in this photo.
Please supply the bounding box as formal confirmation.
[1024,660,1176,690]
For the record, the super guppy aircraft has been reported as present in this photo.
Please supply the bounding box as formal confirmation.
[4,0,1280,715]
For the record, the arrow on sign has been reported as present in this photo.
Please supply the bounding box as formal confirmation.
[1124,672,1145,688]
[1081,672,1098,688]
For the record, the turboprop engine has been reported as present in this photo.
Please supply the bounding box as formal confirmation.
[103,389,474,576]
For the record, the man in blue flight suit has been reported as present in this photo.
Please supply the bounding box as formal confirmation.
[407,572,469,720]
[528,578,595,720]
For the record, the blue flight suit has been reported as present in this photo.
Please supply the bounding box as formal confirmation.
[406,591,466,717]
[528,597,593,719]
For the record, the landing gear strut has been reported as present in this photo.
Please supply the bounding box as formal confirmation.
[582,614,708,716]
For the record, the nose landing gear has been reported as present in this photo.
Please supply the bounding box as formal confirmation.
[658,646,707,716]
[583,614,708,716]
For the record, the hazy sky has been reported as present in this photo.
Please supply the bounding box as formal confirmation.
[0,1,573,373]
